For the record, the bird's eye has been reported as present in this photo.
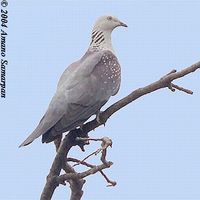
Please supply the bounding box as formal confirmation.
[107,16,112,21]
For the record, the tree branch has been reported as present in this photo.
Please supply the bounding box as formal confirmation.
[40,131,82,200]
[40,61,200,200]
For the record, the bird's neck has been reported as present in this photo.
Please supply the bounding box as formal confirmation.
[89,29,114,53]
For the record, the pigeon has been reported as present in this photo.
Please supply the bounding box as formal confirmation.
[19,15,127,147]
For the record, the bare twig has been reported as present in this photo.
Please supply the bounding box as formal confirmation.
[73,137,112,167]
[171,83,193,94]
[165,69,177,76]
[99,170,117,187]
[72,150,99,167]
[67,157,95,168]
[68,157,116,186]
[57,162,113,183]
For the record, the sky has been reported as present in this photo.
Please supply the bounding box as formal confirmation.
[1,0,200,199]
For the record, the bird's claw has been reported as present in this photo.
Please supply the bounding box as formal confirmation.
[96,111,106,126]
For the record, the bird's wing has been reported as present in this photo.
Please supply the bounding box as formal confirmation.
[41,100,107,143]
[57,49,104,90]
[42,50,121,142]
[19,50,106,147]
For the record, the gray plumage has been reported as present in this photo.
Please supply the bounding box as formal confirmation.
[19,16,127,147]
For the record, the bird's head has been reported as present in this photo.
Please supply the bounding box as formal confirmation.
[93,15,128,32]
[90,15,127,52]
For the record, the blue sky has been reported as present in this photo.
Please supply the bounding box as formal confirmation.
[1,0,200,199]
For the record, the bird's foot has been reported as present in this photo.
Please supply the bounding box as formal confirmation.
[79,124,84,131]
[96,111,106,126]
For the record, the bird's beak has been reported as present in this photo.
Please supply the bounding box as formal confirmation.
[119,21,128,27]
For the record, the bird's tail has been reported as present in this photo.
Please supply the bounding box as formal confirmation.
[19,122,46,147]
[19,133,36,147]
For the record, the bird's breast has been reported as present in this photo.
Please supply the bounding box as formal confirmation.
[93,51,121,96]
